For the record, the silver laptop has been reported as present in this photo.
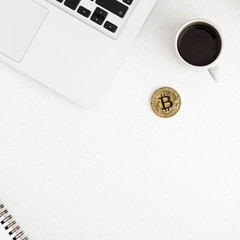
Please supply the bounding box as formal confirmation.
[0,0,156,108]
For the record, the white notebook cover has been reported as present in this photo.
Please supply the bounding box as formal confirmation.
[0,227,10,240]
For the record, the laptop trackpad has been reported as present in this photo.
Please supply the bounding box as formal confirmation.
[0,0,48,62]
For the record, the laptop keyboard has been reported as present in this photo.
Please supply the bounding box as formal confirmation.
[45,0,139,39]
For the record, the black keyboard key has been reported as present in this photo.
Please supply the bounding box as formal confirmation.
[64,0,81,10]
[95,7,108,19]
[90,14,104,25]
[78,6,91,17]
[91,7,108,25]
[123,0,133,5]
[56,0,64,2]
[104,21,118,33]
[96,0,128,18]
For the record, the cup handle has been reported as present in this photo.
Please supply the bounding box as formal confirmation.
[208,66,222,82]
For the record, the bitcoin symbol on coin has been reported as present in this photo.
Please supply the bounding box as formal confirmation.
[159,94,174,112]
[151,87,181,118]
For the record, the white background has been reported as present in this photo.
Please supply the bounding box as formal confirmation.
[0,0,240,239]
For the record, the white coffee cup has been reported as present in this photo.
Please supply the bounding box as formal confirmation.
[175,19,223,81]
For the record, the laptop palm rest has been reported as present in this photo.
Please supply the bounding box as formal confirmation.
[0,0,48,62]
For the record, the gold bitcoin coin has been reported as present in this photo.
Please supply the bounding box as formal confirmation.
[151,87,181,118]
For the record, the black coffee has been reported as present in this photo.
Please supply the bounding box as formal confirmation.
[177,22,222,66]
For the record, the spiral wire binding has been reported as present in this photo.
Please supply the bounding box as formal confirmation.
[0,202,28,240]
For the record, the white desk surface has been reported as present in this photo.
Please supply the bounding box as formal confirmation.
[0,0,240,239]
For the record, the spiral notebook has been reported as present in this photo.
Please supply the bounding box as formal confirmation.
[0,202,28,240]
